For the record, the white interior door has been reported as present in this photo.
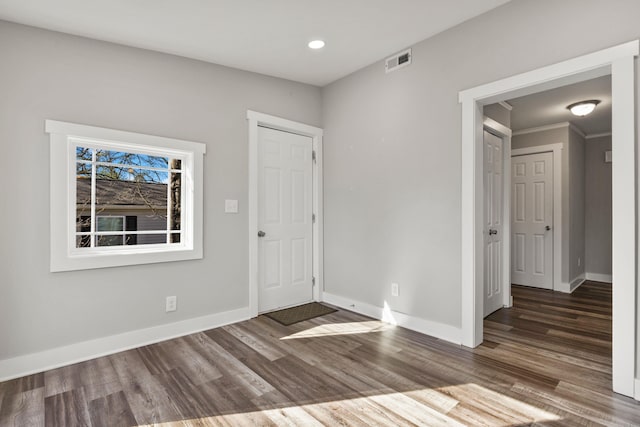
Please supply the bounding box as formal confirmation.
[258,126,313,312]
[511,152,553,289]
[483,130,504,317]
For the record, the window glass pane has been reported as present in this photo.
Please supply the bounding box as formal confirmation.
[95,149,168,169]
[95,165,168,183]
[97,216,124,232]
[136,234,167,245]
[171,158,182,170]
[76,164,92,221]
[169,171,181,231]
[96,235,124,247]
[135,215,167,231]
[75,215,91,248]
[170,232,181,244]
[76,235,91,248]
[95,166,168,219]
[77,162,92,179]
[76,146,92,161]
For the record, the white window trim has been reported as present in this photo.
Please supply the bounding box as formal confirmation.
[47,120,206,272]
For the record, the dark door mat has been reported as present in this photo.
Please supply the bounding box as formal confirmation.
[263,302,337,326]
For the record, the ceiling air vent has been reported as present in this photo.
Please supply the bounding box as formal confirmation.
[385,48,412,73]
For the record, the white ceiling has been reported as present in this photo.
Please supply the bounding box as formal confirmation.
[508,75,612,136]
[0,0,510,86]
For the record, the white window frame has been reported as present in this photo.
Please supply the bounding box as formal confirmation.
[47,120,206,272]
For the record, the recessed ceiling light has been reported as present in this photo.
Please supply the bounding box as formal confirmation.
[308,40,325,49]
[567,100,600,117]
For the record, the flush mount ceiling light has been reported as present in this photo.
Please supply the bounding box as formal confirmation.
[567,100,600,117]
[308,40,325,49]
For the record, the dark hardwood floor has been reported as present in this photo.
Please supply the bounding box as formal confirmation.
[1,281,639,426]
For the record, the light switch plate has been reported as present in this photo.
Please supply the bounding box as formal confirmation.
[225,199,239,213]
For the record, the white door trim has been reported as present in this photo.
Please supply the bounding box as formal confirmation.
[247,111,324,317]
[511,143,563,293]
[459,40,638,397]
[483,118,512,310]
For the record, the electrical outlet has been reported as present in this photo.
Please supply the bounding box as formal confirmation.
[166,296,177,312]
[391,283,399,297]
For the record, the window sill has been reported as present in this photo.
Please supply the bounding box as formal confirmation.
[51,245,203,272]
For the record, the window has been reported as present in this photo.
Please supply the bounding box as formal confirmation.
[47,120,205,272]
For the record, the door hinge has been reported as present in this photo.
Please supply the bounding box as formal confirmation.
[312,213,316,223]
[312,150,316,163]
[312,277,316,287]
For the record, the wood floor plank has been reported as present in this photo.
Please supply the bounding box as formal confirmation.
[368,392,464,426]
[510,382,632,426]
[0,388,44,427]
[119,370,182,425]
[160,335,224,386]
[88,391,137,427]
[194,332,276,399]
[0,373,44,398]
[107,348,153,386]
[1,281,639,426]
[44,357,120,400]
[221,323,287,362]
[44,388,91,427]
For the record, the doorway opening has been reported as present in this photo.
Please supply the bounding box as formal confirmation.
[459,40,638,397]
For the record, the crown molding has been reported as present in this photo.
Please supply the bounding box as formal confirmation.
[512,122,570,136]
[568,122,586,139]
[586,131,612,140]
[498,101,513,111]
[512,121,587,139]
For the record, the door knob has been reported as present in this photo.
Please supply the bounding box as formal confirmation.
[489,229,498,235]
[545,225,551,231]
[257,230,266,237]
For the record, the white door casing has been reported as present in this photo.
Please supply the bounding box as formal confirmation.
[511,152,553,289]
[258,126,313,312]
[248,111,323,319]
[459,41,638,397]
[483,130,505,316]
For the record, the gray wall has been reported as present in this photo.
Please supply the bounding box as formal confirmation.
[484,103,511,128]
[568,127,586,284]
[0,21,322,360]
[585,136,613,277]
[321,0,640,368]
[511,128,566,150]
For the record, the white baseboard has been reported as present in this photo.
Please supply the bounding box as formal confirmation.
[584,272,613,283]
[555,281,572,293]
[322,292,461,345]
[569,275,586,293]
[555,275,586,294]
[0,306,251,382]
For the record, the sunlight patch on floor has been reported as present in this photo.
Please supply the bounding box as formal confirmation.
[280,321,395,340]
[136,383,562,426]
[437,383,561,425]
